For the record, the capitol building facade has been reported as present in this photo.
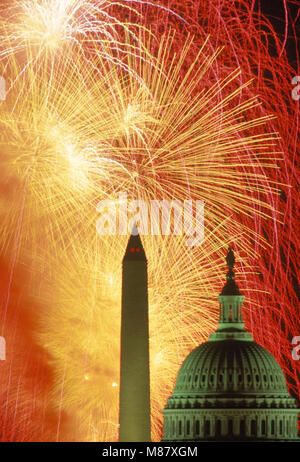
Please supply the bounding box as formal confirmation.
[162,249,299,441]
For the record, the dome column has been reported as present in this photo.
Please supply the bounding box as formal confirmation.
[245,415,251,437]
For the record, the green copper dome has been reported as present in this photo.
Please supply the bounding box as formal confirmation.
[173,340,292,399]
[162,248,299,441]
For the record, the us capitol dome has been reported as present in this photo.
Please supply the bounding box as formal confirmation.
[162,249,299,441]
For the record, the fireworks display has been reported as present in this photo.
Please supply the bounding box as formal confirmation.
[0,0,299,442]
